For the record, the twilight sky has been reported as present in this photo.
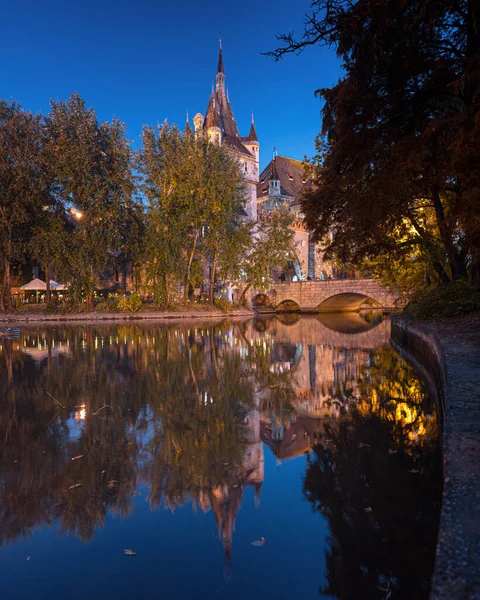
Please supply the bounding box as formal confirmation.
[1,0,343,169]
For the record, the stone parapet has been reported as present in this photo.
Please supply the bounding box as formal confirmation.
[392,314,480,600]
[253,279,403,312]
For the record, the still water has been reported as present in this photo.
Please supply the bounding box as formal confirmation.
[0,314,441,599]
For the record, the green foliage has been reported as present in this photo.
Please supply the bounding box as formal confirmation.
[213,297,233,312]
[0,101,49,311]
[404,280,480,320]
[116,295,129,312]
[237,206,297,302]
[270,0,479,286]
[128,293,143,312]
[95,294,118,312]
[116,293,143,312]
[46,94,135,310]
[139,123,248,306]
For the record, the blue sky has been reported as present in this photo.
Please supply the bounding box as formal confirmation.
[1,0,343,169]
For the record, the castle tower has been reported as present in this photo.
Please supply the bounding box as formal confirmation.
[269,152,281,197]
[195,42,260,221]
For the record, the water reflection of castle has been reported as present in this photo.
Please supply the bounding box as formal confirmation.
[199,315,390,554]
[0,315,390,563]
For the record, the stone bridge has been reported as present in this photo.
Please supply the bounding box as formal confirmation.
[252,279,403,313]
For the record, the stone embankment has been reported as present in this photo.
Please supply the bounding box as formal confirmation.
[0,307,253,326]
[392,313,480,600]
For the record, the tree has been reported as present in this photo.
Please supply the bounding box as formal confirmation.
[0,101,47,311]
[30,209,73,306]
[46,94,135,310]
[237,206,297,304]
[199,141,246,304]
[268,0,480,287]
[139,123,248,306]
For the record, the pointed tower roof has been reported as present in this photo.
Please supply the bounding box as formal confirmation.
[243,120,258,143]
[185,110,192,135]
[204,92,220,129]
[217,44,224,74]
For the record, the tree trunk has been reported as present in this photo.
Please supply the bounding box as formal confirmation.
[2,258,12,312]
[86,263,95,311]
[45,264,51,306]
[163,273,169,308]
[238,281,253,305]
[431,187,468,280]
[184,230,199,304]
[407,213,451,284]
[0,265,5,313]
[471,245,480,289]
[209,246,218,305]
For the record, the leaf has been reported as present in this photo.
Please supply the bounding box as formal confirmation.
[364,507,372,513]
[71,454,84,461]
[123,549,136,556]
[251,537,266,547]
[68,483,82,490]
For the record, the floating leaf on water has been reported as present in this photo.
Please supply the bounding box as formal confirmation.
[359,442,370,448]
[124,549,136,556]
[388,449,397,454]
[68,483,82,490]
[407,469,420,474]
[251,537,266,547]
[108,480,118,488]
[133,491,142,497]
[26,556,31,561]
[223,463,229,466]
[364,507,372,513]
[72,455,84,461]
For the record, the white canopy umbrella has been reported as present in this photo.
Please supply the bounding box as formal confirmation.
[20,278,47,291]
[20,279,67,294]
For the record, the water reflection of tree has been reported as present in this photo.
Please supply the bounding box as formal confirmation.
[303,347,442,599]
[0,323,268,547]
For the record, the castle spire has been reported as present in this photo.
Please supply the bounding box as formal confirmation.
[217,37,224,74]
[246,112,258,142]
[216,39,225,95]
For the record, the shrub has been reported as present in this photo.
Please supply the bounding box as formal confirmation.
[128,293,143,312]
[214,297,233,312]
[116,293,143,312]
[116,295,130,312]
[404,280,480,320]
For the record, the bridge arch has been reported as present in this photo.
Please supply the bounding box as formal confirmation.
[317,292,383,313]
[252,279,403,313]
[275,299,301,313]
[252,293,271,309]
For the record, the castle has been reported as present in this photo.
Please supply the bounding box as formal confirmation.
[191,43,259,221]
[190,43,334,282]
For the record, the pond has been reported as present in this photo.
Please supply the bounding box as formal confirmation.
[0,314,442,599]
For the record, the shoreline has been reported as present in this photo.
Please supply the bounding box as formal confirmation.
[0,307,254,326]
[391,312,480,600]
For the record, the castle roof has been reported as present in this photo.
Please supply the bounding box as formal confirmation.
[241,121,258,144]
[257,155,310,199]
[202,46,254,159]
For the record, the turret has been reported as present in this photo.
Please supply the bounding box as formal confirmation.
[269,153,281,196]
[242,114,260,161]
[205,92,222,146]
[193,112,204,135]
